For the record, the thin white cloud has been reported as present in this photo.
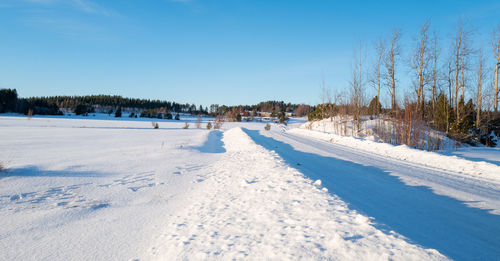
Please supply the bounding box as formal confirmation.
[24,0,116,16]
[5,0,119,39]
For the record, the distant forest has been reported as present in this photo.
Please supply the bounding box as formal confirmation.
[0,89,311,119]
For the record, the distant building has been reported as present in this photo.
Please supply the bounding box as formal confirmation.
[258,112,272,117]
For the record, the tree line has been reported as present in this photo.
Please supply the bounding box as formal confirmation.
[208,101,312,117]
[0,91,210,116]
[0,89,312,121]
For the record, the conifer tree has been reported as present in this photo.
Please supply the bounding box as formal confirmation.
[115,106,122,117]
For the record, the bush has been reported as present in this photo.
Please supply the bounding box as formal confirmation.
[206,122,212,130]
[175,113,180,120]
[183,121,189,129]
[264,123,271,131]
[151,122,159,129]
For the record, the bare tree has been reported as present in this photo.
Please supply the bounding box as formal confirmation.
[411,20,431,116]
[350,45,365,134]
[384,29,401,112]
[430,33,440,111]
[446,59,454,133]
[195,114,202,128]
[294,104,311,117]
[451,19,474,118]
[476,49,484,128]
[370,38,385,113]
[493,23,500,112]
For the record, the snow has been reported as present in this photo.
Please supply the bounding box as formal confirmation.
[1,115,499,260]
[246,127,500,260]
[148,127,445,260]
[290,124,500,184]
[0,116,218,260]
[302,116,458,150]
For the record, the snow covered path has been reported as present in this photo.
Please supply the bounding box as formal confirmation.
[242,127,500,260]
[148,128,445,260]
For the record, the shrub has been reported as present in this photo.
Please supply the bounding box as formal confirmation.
[151,122,159,129]
[214,115,224,129]
[264,123,271,131]
[175,113,180,120]
[206,122,212,130]
[183,121,189,129]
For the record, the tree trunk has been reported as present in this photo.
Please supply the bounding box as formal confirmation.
[476,50,483,128]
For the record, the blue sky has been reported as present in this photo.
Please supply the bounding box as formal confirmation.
[0,0,499,106]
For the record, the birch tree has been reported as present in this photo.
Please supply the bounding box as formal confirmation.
[411,21,431,117]
[350,45,365,134]
[492,23,500,112]
[476,49,484,128]
[370,38,385,114]
[451,19,473,119]
[430,33,440,112]
[384,29,401,112]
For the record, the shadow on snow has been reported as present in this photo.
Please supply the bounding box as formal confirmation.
[243,128,500,261]
[1,166,104,178]
[190,130,226,154]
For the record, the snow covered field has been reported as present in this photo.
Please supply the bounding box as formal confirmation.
[1,115,499,260]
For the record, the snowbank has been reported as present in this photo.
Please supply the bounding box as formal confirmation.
[289,126,500,183]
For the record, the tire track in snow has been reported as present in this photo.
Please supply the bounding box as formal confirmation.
[243,127,500,260]
[279,129,500,212]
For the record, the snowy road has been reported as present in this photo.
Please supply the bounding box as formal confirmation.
[243,127,500,260]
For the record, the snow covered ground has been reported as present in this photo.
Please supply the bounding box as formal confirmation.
[1,115,499,260]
